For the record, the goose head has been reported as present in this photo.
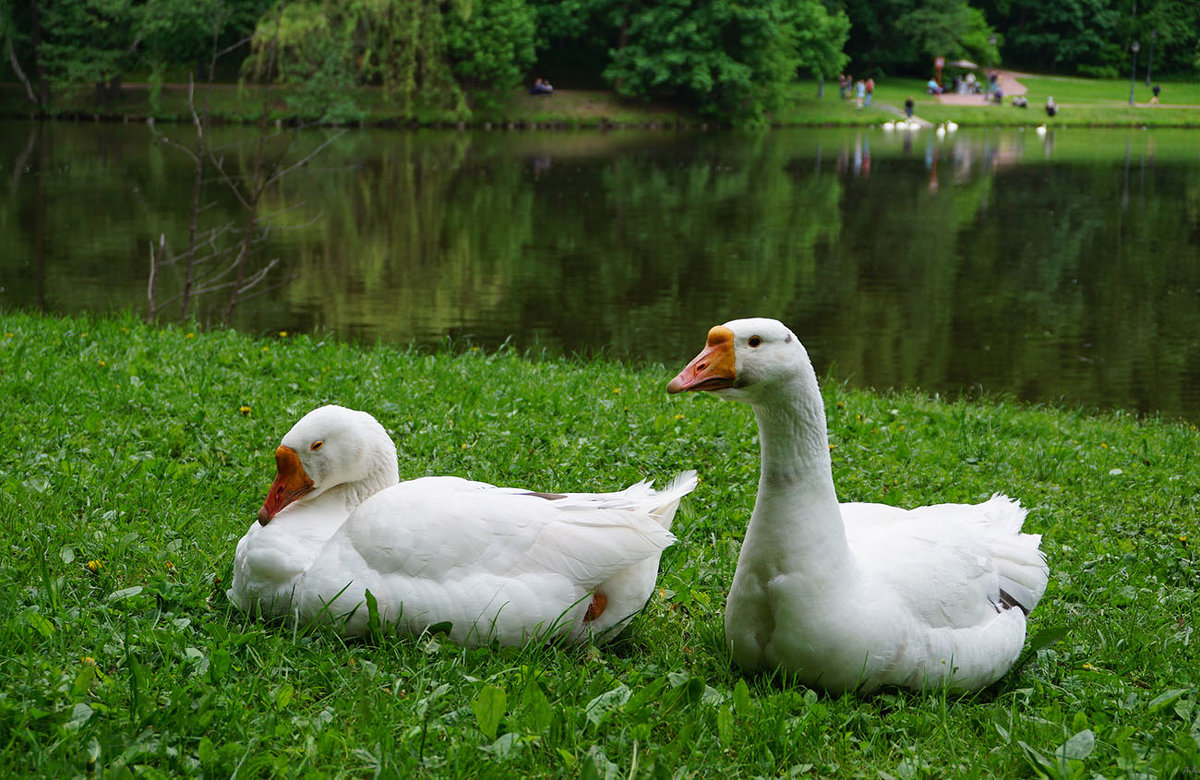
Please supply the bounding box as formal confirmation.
[257,405,398,525]
[667,318,818,405]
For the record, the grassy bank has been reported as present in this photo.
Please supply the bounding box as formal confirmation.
[4,72,1200,128]
[1,311,1197,777]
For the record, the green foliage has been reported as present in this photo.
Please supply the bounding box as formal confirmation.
[972,0,1200,79]
[246,2,367,124]
[443,0,537,112]
[37,0,137,97]
[602,0,848,121]
[248,0,536,122]
[894,0,996,65]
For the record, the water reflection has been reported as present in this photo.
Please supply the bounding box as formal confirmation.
[1,122,1199,420]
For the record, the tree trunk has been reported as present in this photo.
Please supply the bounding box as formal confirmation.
[29,0,49,107]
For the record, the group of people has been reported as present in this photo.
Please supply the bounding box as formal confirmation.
[529,77,554,96]
[838,74,875,107]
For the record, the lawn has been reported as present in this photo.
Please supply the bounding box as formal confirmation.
[5,71,1199,129]
[805,76,1200,128]
[0,312,1196,776]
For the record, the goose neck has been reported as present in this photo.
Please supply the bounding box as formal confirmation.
[746,389,850,574]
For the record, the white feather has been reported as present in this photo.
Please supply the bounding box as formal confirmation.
[670,318,1049,693]
[227,405,696,645]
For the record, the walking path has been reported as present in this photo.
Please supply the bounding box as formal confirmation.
[875,103,935,127]
[937,70,1028,106]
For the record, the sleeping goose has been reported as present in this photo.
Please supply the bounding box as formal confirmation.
[667,319,1048,693]
[228,405,696,645]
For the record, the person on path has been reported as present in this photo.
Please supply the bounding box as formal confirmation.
[1151,84,1161,105]
[855,79,865,108]
[865,78,875,107]
[904,96,914,118]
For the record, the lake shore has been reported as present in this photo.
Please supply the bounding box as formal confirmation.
[4,75,1200,129]
[1,310,1197,776]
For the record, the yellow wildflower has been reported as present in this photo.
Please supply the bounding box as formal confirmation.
[1082,662,1098,671]
[261,346,269,353]
[98,360,106,367]
[279,331,288,338]
[86,560,102,573]
[82,656,96,666]
[239,405,252,416]
[185,333,195,339]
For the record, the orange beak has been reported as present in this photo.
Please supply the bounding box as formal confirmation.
[258,445,314,525]
[667,325,738,394]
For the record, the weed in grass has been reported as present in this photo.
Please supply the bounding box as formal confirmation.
[0,311,1196,776]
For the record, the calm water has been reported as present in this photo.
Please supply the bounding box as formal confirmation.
[2,121,1200,420]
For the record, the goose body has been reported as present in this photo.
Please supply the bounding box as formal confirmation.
[228,405,695,645]
[668,319,1048,693]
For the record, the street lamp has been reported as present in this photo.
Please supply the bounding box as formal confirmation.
[1128,40,1140,106]
[1145,28,1157,86]
[986,33,997,102]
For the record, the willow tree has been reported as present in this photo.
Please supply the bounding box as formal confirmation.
[248,0,534,122]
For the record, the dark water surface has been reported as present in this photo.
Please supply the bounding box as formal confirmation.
[3,121,1199,420]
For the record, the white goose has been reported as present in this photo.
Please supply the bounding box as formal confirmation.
[228,405,696,645]
[668,319,1048,693]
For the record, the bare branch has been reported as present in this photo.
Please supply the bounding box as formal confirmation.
[265,130,346,187]
[235,257,282,295]
[6,38,37,105]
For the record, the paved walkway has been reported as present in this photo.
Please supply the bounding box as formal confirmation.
[875,102,935,127]
[937,70,1028,106]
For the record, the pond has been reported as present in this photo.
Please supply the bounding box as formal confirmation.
[2,121,1199,421]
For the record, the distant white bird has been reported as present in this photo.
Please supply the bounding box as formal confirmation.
[945,120,959,132]
[881,121,896,131]
[668,319,1049,693]
[1036,124,1048,136]
[936,125,946,139]
[228,405,697,645]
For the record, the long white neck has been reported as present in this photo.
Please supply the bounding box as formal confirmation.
[743,376,852,582]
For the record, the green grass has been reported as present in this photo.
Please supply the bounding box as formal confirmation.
[808,76,1200,128]
[1,311,1197,777]
[6,71,1200,129]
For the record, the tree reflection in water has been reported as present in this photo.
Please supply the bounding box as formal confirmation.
[1,123,1198,420]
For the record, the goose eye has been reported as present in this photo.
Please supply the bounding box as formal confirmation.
[748,336,762,348]
[310,440,324,451]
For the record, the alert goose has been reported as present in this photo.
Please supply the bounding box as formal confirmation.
[228,405,696,645]
[668,319,1048,692]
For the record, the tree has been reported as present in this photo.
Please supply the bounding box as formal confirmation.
[894,0,996,66]
[443,0,537,110]
[250,0,536,122]
[841,0,921,74]
[598,0,849,121]
[148,4,343,322]
[37,0,139,101]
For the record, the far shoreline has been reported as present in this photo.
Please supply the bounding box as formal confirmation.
[3,79,1199,130]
